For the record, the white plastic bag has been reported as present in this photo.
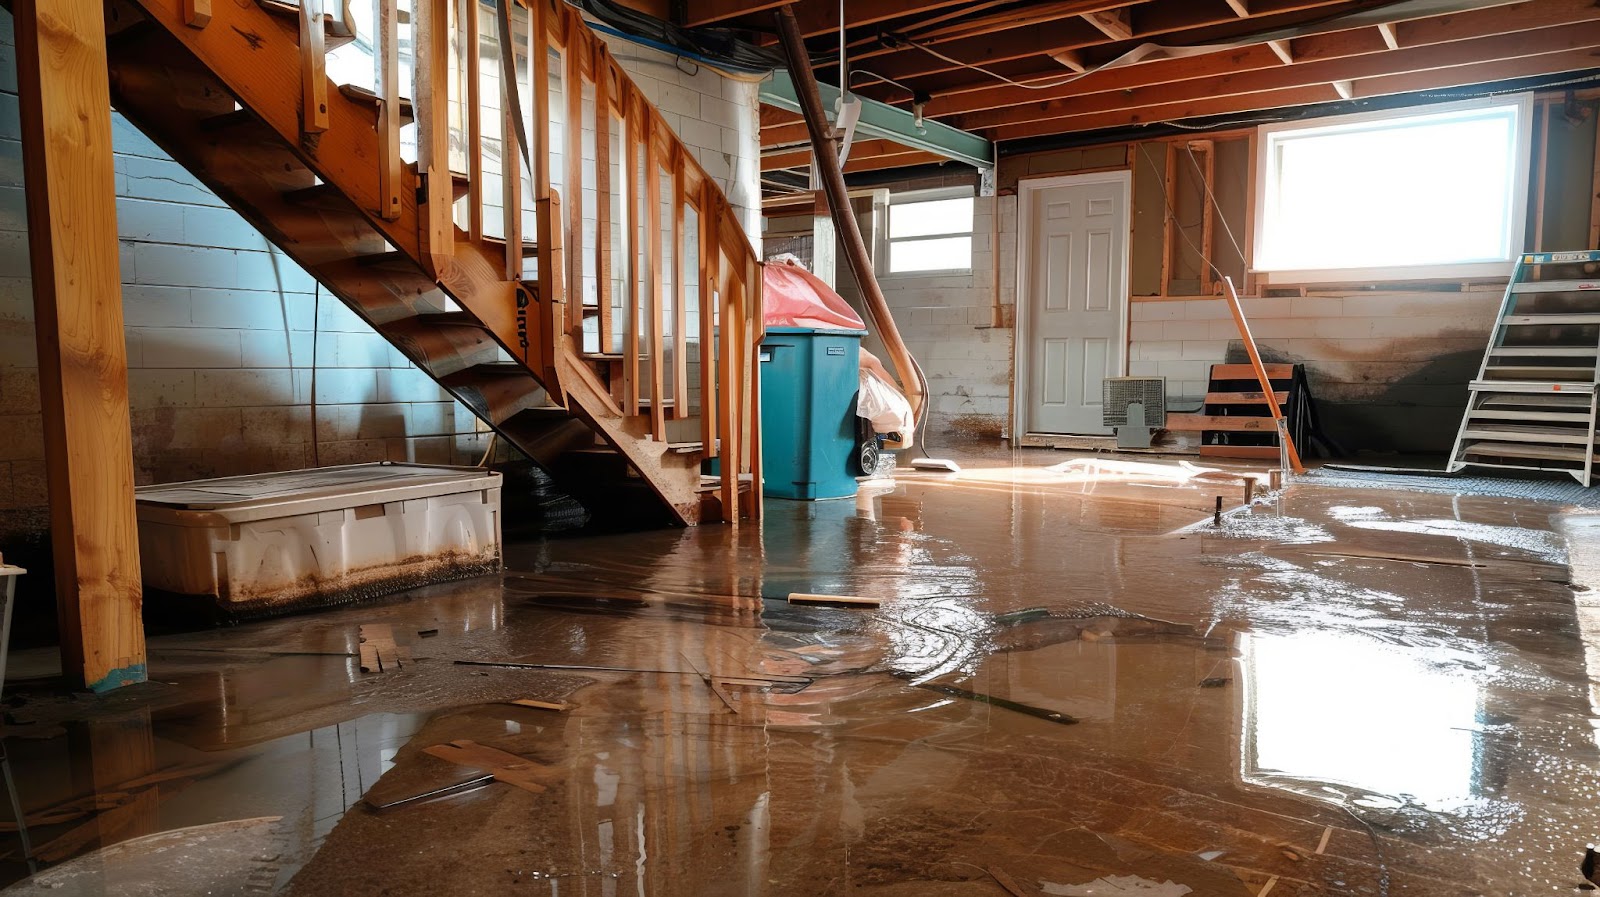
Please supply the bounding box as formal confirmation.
[858,369,914,436]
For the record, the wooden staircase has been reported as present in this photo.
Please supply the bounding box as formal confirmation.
[96,0,763,525]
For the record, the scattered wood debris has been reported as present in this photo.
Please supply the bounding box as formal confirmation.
[358,623,410,673]
[364,774,494,812]
[987,866,1031,896]
[423,740,553,795]
[507,698,569,711]
[787,592,881,607]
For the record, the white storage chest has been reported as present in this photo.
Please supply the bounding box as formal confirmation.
[135,463,502,617]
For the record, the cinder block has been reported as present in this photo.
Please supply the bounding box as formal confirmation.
[132,243,237,289]
[121,285,192,328]
[241,405,311,445]
[128,369,195,409]
[116,197,185,242]
[1135,340,1184,361]
[314,368,380,405]
[134,327,242,368]
[0,411,41,461]
[195,368,296,406]
[375,367,446,404]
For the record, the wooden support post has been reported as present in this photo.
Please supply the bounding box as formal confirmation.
[564,18,584,341]
[1196,141,1215,294]
[1589,105,1600,250]
[374,0,401,220]
[1160,143,1175,295]
[298,0,329,136]
[622,93,641,415]
[14,0,147,691]
[465,0,482,239]
[672,155,689,420]
[415,0,455,274]
[1534,99,1551,253]
[1243,131,1259,295]
[646,129,666,443]
[699,186,719,459]
[1222,278,1305,474]
[503,70,523,282]
[595,50,614,354]
[717,262,738,522]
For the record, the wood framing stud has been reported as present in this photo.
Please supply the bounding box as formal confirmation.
[1332,79,1353,99]
[1267,40,1294,65]
[1083,7,1132,41]
[1224,0,1248,16]
[1378,21,1401,50]
[15,0,148,691]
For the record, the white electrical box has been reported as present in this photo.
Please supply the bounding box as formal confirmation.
[135,463,502,618]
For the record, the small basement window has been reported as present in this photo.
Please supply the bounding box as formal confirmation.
[885,188,974,274]
[1253,95,1533,283]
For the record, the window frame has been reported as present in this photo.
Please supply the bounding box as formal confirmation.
[1250,94,1535,285]
[880,186,976,277]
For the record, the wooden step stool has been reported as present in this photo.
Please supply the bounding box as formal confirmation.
[1165,363,1315,460]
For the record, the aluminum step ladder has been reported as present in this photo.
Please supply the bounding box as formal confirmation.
[1448,250,1600,485]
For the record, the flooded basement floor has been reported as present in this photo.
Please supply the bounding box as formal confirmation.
[1,450,1599,895]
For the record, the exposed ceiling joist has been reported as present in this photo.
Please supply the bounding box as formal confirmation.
[841,0,1378,87]
[956,21,1600,132]
[1226,0,1251,15]
[988,46,1600,140]
[915,0,1600,120]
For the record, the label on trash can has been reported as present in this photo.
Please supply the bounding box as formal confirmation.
[826,346,845,356]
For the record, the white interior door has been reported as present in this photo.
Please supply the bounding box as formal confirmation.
[1022,175,1129,435]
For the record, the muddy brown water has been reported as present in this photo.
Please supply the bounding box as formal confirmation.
[0,453,1597,895]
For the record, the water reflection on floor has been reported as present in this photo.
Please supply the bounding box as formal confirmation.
[0,450,1597,894]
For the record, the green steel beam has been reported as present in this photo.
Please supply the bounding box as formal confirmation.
[760,70,995,170]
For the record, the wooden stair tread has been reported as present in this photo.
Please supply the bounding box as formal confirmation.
[356,250,419,273]
[483,236,539,255]
[337,84,416,125]
[1209,363,1294,381]
[282,182,355,212]
[1203,391,1288,405]
[255,0,357,49]
[200,108,267,132]
[1165,413,1276,433]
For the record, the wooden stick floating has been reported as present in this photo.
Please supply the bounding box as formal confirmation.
[787,593,881,607]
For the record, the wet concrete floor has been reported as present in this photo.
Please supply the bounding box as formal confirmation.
[0,450,1597,895]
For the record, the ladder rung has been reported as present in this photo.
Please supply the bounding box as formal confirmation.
[1469,380,1596,394]
[1479,393,1593,407]
[1484,365,1595,379]
[1489,346,1600,357]
[1470,409,1592,422]
[1461,441,1593,463]
[1503,314,1600,325]
[1462,425,1596,445]
[1511,280,1600,294]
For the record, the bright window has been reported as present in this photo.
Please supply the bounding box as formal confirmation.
[887,190,973,274]
[1253,96,1532,282]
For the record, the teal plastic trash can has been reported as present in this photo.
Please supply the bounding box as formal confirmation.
[760,327,865,500]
